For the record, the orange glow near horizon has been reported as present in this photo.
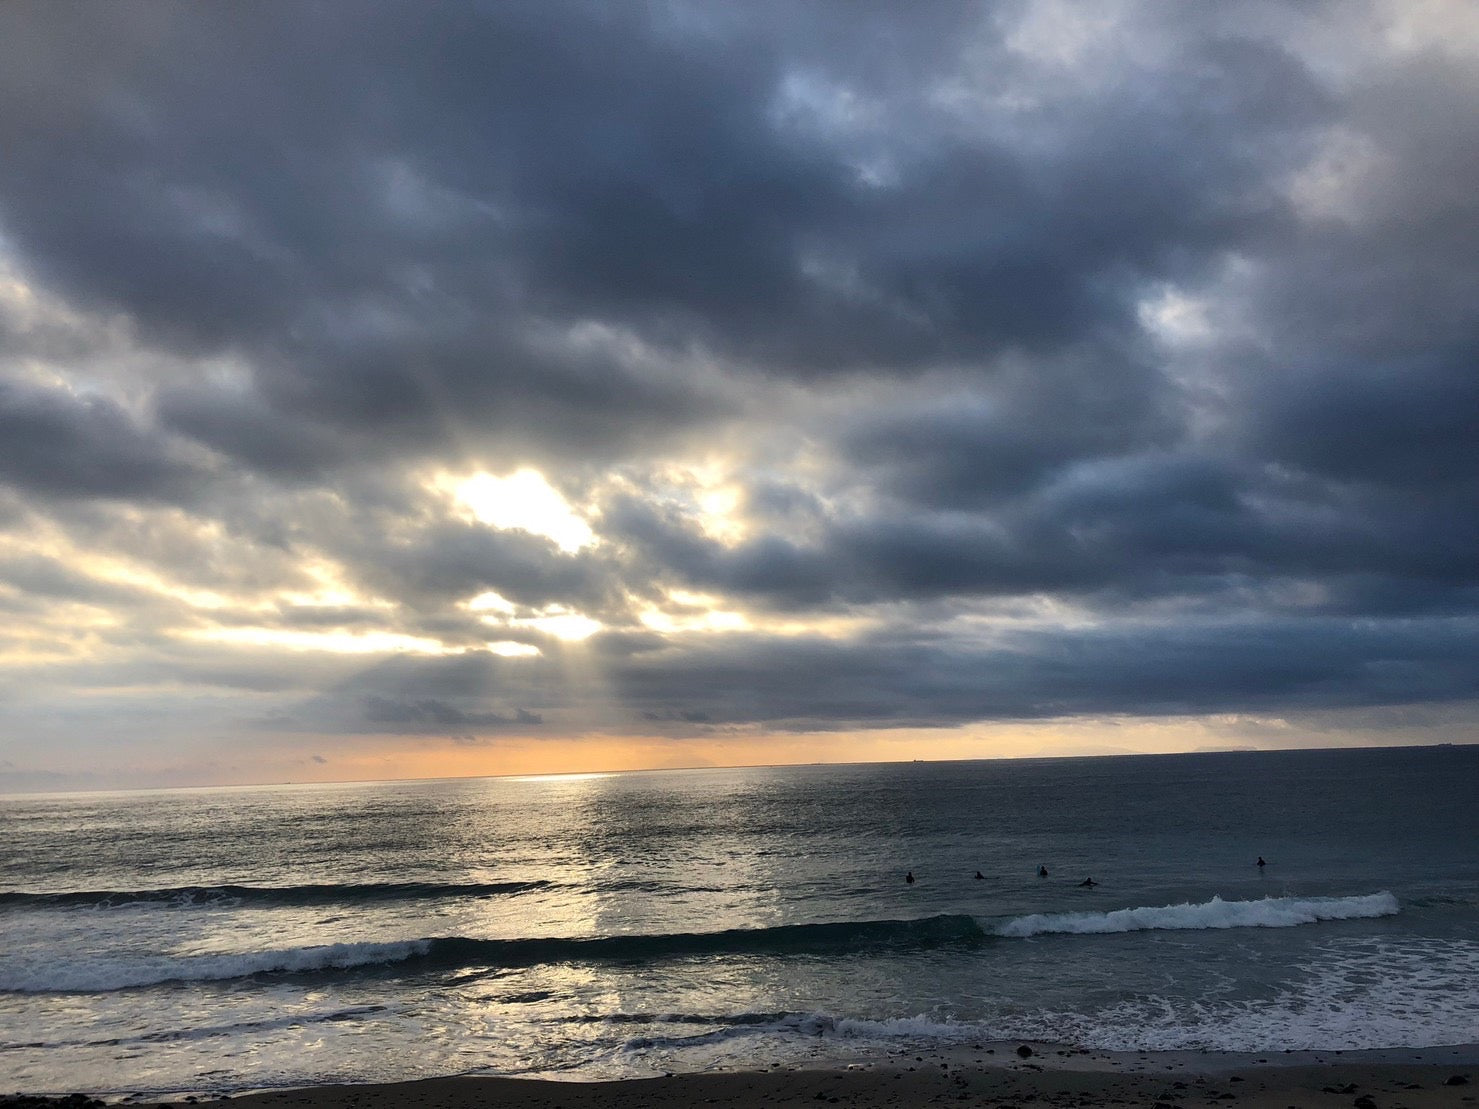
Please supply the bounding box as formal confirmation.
[12,713,1463,793]
[209,712,1360,790]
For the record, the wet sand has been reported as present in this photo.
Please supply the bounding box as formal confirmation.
[6,1045,1476,1109]
[162,1060,1479,1109]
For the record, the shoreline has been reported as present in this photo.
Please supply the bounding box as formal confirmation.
[9,1044,1476,1108]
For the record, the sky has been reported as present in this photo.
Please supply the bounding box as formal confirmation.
[1,1,1477,791]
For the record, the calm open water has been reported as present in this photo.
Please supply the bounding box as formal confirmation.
[2,745,1477,1097]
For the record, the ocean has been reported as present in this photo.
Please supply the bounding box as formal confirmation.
[2,745,1476,1098]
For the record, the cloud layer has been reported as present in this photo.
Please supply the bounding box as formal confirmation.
[1,0,1476,786]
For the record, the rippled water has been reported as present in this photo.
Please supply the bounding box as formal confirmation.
[2,746,1476,1097]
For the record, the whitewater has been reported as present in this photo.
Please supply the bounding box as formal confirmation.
[2,746,1477,1097]
[0,893,1407,994]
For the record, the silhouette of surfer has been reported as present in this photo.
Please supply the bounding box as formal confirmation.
[1078,877,1096,887]
[1257,856,1266,868]
[1038,865,1049,878]
[974,871,985,880]
[905,871,915,884]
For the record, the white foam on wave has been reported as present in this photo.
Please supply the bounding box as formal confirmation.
[654,936,1478,1059]
[1012,936,1479,1052]
[996,892,1399,938]
[810,1012,980,1042]
[613,934,1479,1067]
[0,939,432,994]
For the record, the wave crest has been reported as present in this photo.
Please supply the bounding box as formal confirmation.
[995,892,1399,938]
[0,915,985,994]
[1,896,1401,995]
[0,939,434,994]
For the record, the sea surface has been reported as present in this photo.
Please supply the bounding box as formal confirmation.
[2,745,1477,1098]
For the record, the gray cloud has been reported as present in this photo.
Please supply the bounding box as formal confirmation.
[360,694,542,733]
[338,518,621,612]
[603,615,1479,730]
[0,381,204,503]
[1,1,1477,781]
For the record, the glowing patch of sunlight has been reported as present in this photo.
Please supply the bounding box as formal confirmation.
[524,610,603,641]
[488,640,541,658]
[189,627,454,655]
[480,605,603,641]
[764,617,867,638]
[466,590,515,614]
[628,459,750,545]
[697,484,748,544]
[654,591,898,639]
[503,771,617,783]
[640,590,752,633]
[673,459,746,540]
[0,641,111,669]
[280,589,394,611]
[280,560,393,610]
[281,591,352,607]
[440,469,595,552]
[81,559,238,610]
[640,607,750,633]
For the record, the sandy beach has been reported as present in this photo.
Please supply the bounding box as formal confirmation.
[165,1056,1479,1109]
[6,1046,1475,1109]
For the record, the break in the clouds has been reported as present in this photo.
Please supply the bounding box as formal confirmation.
[1,0,1476,788]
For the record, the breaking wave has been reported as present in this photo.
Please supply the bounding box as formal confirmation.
[1,895,1401,994]
[0,915,986,994]
[995,892,1400,937]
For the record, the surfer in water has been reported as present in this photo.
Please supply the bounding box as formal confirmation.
[1078,877,1097,887]
[974,871,985,880]
[1257,856,1266,868]
[1038,865,1049,878]
[905,871,915,884]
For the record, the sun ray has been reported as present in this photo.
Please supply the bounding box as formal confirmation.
[435,468,595,552]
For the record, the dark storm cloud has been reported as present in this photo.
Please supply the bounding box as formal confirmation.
[1206,53,1479,491]
[340,518,619,611]
[48,641,366,697]
[603,446,1479,619]
[840,347,1180,509]
[249,651,563,739]
[154,389,349,481]
[262,609,1475,738]
[0,0,1477,768]
[607,616,1479,730]
[0,0,1322,446]
[243,321,730,467]
[361,694,541,734]
[1243,346,1479,493]
[0,381,203,503]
